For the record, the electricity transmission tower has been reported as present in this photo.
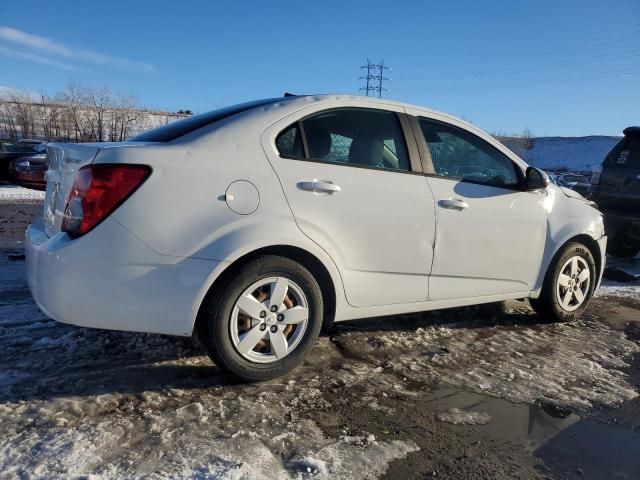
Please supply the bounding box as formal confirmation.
[359,59,391,98]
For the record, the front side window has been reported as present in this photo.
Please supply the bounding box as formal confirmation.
[277,108,410,172]
[418,118,520,187]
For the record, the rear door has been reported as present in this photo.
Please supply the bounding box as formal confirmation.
[406,111,547,301]
[262,102,436,308]
[597,136,640,212]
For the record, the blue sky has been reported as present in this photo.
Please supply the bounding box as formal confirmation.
[2,0,639,136]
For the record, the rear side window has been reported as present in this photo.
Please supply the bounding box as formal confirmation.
[276,124,303,158]
[130,98,281,142]
[276,108,410,172]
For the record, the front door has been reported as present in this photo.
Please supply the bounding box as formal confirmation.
[410,114,547,301]
[262,104,436,307]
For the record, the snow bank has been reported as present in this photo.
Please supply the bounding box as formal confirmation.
[501,136,620,173]
[0,185,45,202]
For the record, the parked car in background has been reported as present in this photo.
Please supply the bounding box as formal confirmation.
[19,138,47,147]
[26,95,606,381]
[590,126,640,258]
[545,171,560,185]
[554,173,591,198]
[9,143,48,190]
[0,138,36,182]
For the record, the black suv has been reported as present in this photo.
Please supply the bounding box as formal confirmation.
[590,126,640,258]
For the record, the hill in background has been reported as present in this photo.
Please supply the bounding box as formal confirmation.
[498,135,620,174]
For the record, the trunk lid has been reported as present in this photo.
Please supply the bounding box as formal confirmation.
[44,143,101,237]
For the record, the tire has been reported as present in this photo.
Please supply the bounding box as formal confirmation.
[198,255,323,382]
[529,242,596,322]
[607,228,640,259]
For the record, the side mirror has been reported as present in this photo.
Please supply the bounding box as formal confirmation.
[524,167,550,191]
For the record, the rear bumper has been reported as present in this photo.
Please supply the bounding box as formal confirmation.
[26,217,223,336]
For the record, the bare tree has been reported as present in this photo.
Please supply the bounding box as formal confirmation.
[0,81,186,142]
[492,128,534,158]
[87,84,113,142]
[10,92,37,138]
[0,100,18,139]
[62,81,91,142]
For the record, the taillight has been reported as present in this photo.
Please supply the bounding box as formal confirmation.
[62,164,151,237]
[591,164,602,185]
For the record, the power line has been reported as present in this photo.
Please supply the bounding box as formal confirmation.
[420,28,640,68]
[411,29,640,72]
[394,66,640,93]
[399,51,640,85]
[359,59,391,97]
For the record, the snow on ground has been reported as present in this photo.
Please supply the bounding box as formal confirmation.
[0,253,420,479]
[1,251,639,478]
[436,408,491,426]
[597,256,640,299]
[334,306,639,410]
[501,136,620,173]
[0,185,45,202]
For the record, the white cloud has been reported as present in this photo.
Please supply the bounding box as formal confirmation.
[0,45,87,71]
[0,84,39,100]
[0,26,155,73]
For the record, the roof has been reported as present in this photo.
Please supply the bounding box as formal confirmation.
[623,126,640,138]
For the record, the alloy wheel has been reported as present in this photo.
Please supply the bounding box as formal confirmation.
[556,256,591,312]
[230,277,309,363]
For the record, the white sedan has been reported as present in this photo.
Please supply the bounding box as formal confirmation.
[26,95,606,381]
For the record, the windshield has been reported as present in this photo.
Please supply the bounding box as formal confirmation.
[130,98,282,142]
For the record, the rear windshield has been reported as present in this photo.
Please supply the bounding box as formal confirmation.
[130,98,281,142]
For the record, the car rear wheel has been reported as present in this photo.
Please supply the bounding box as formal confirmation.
[529,242,596,322]
[198,255,323,382]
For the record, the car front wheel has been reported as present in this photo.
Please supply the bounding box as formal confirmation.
[198,255,323,382]
[530,242,596,322]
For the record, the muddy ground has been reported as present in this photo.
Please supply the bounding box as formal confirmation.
[1,197,640,479]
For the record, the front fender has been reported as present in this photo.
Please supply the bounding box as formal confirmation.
[533,194,605,293]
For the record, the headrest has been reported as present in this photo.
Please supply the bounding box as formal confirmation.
[305,128,331,159]
[349,132,384,166]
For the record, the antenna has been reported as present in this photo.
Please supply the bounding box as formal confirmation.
[359,59,391,98]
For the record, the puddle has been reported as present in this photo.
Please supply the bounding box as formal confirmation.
[536,418,640,479]
[426,389,640,479]
[426,389,580,453]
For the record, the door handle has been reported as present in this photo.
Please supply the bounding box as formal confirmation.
[438,198,469,211]
[298,180,342,194]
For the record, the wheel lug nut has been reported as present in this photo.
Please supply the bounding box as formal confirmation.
[270,306,278,312]
[259,311,266,318]
[270,325,277,333]
[277,314,284,321]
[259,324,266,331]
